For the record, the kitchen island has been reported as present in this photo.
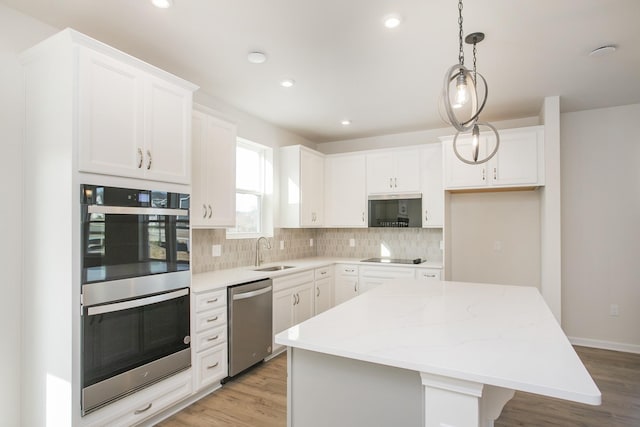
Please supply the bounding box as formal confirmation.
[275,279,601,427]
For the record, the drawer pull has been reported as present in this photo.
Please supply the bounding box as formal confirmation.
[207,362,219,369]
[207,298,218,303]
[207,335,219,341]
[134,403,153,415]
[207,316,219,323]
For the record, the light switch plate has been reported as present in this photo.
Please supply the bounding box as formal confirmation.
[211,244,221,257]
[349,238,355,247]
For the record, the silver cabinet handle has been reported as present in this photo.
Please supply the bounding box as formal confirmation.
[208,204,213,219]
[394,177,397,188]
[361,212,365,222]
[137,148,143,169]
[345,268,354,273]
[482,168,486,181]
[320,271,326,275]
[354,283,357,292]
[296,294,300,305]
[389,177,393,188]
[316,287,320,297]
[493,167,497,180]
[207,362,219,369]
[425,209,429,222]
[134,403,153,415]
[207,298,218,303]
[207,335,219,342]
[202,204,207,219]
[146,150,152,170]
[207,316,219,323]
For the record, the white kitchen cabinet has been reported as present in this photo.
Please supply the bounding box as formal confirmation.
[358,265,416,293]
[442,125,544,190]
[191,108,236,227]
[191,288,228,391]
[334,264,359,305]
[420,144,444,227]
[280,145,324,227]
[272,271,315,353]
[314,266,334,314]
[415,268,442,280]
[77,44,195,184]
[324,153,367,227]
[366,149,421,194]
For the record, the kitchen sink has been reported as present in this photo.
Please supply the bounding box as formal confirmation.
[253,265,295,272]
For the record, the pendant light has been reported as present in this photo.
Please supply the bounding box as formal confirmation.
[441,0,499,165]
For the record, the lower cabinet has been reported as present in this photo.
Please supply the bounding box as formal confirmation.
[358,266,416,293]
[82,369,192,427]
[191,288,228,391]
[334,264,359,305]
[314,266,334,314]
[272,271,315,353]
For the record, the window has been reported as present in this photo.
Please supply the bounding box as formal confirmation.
[227,138,273,238]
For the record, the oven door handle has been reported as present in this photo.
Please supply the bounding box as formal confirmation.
[87,288,189,316]
[232,286,272,301]
[87,205,188,217]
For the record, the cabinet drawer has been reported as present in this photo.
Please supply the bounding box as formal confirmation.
[336,264,358,276]
[196,344,227,390]
[195,325,227,353]
[416,269,442,280]
[359,266,415,279]
[314,266,333,280]
[195,307,226,333]
[194,289,226,313]
[273,270,314,292]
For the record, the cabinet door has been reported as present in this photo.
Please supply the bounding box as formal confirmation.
[272,289,295,353]
[421,144,444,227]
[300,149,324,226]
[366,152,395,193]
[324,154,367,227]
[334,277,358,305]
[314,277,333,315]
[77,47,144,178]
[442,136,488,189]
[143,77,192,184]
[492,128,542,186]
[393,150,421,192]
[293,283,314,324]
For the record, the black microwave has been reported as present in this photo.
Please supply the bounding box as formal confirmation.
[368,193,423,227]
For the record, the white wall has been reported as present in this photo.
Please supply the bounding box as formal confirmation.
[0,5,57,426]
[449,191,541,288]
[561,104,640,351]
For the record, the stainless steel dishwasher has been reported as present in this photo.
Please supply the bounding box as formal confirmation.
[227,278,273,378]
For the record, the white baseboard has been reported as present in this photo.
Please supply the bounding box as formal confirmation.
[568,336,640,354]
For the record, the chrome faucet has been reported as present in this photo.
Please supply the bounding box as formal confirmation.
[255,236,272,266]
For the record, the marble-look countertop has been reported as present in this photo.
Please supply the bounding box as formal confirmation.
[191,257,443,293]
[275,279,601,405]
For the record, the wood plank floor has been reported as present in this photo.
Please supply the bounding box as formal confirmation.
[158,346,640,426]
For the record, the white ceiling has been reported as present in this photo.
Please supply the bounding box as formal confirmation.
[3,0,640,142]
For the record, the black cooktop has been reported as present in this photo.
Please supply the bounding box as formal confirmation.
[360,258,424,264]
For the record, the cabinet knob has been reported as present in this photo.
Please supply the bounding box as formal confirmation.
[146,150,152,170]
[137,148,143,169]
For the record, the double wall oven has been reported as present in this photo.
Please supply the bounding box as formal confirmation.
[80,185,191,415]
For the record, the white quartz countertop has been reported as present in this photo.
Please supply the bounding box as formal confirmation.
[275,279,601,406]
[191,257,442,293]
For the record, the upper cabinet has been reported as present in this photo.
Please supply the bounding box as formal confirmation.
[441,125,544,190]
[59,30,197,184]
[420,144,444,227]
[324,153,367,227]
[280,145,324,228]
[191,108,237,228]
[366,149,421,194]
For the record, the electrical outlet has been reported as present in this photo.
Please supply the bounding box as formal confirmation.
[349,238,355,247]
[280,240,284,250]
[310,238,314,247]
[211,244,221,257]
[610,304,619,317]
[493,240,502,251]
[439,240,444,250]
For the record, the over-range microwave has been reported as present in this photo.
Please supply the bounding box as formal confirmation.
[368,193,423,227]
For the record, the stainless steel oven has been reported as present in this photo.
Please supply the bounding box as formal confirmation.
[80,184,191,415]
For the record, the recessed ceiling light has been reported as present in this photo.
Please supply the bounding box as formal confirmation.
[589,45,617,57]
[341,119,352,126]
[151,0,173,9]
[383,14,402,29]
[247,51,267,64]
[280,79,295,88]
